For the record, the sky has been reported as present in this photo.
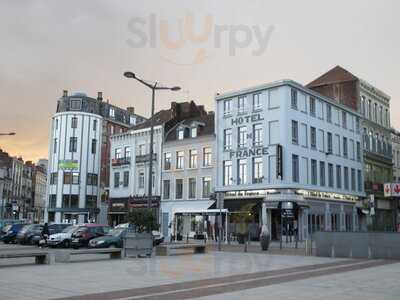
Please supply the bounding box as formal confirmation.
[0,0,399,162]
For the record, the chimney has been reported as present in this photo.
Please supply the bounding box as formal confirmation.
[97,92,103,101]
[127,107,135,114]
[63,90,68,98]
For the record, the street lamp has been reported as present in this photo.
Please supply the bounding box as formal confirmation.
[124,72,181,208]
[0,132,16,136]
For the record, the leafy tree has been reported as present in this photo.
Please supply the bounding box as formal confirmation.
[128,209,159,233]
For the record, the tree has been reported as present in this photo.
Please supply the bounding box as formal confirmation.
[128,209,159,233]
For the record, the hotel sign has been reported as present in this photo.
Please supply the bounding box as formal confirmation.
[58,160,79,170]
[228,112,269,159]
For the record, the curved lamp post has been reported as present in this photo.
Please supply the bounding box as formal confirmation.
[0,132,16,136]
[124,72,180,208]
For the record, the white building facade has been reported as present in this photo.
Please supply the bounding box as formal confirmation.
[215,80,365,241]
[108,126,163,226]
[391,129,400,182]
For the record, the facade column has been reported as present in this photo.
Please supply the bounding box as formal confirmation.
[352,205,358,231]
[55,212,61,223]
[324,203,331,231]
[302,208,309,240]
[340,204,346,231]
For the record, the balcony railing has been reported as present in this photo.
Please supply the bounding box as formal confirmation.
[135,153,157,163]
[111,157,131,167]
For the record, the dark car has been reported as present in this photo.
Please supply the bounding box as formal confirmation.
[16,224,43,245]
[71,224,110,248]
[1,223,27,244]
[17,223,71,245]
[88,228,127,248]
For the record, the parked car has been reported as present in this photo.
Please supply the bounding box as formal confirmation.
[1,223,27,244]
[71,224,110,248]
[89,227,127,248]
[16,224,43,245]
[17,223,71,245]
[46,225,78,248]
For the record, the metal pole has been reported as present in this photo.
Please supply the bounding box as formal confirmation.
[147,85,156,207]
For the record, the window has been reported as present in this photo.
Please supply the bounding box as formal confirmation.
[238,159,247,184]
[190,127,197,138]
[138,144,146,155]
[238,96,246,113]
[310,97,316,116]
[50,172,58,185]
[62,195,79,209]
[175,179,183,199]
[71,117,78,128]
[163,180,170,199]
[374,103,378,122]
[326,104,332,122]
[115,148,122,159]
[344,167,349,190]
[176,151,184,169]
[189,150,198,168]
[357,170,362,192]
[124,146,131,158]
[203,147,212,167]
[91,139,97,154]
[311,159,317,185]
[85,196,97,209]
[70,99,82,110]
[292,155,299,183]
[138,171,144,189]
[55,119,58,130]
[253,157,263,183]
[328,163,334,188]
[368,100,372,120]
[114,172,120,188]
[319,162,325,186]
[69,137,77,152]
[202,177,211,198]
[385,109,389,127]
[327,132,333,154]
[110,125,114,135]
[122,171,129,187]
[93,120,97,131]
[253,93,261,110]
[291,120,298,144]
[356,142,361,161]
[379,105,383,125]
[130,116,136,125]
[351,168,356,191]
[336,165,342,189]
[53,138,57,153]
[63,172,79,184]
[178,128,184,140]
[224,99,232,115]
[343,137,348,158]
[238,126,247,148]
[223,160,233,186]
[355,117,360,133]
[342,111,347,128]
[87,173,98,186]
[49,195,57,208]
[310,127,316,149]
[189,178,196,198]
[361,96,366,116]
[253,124,263,146]
[109,107,115,118]
[164,153,171,170]
[291,89,297,109]
[224,129,232,150]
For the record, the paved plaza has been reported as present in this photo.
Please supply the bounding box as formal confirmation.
[0,245,399,300]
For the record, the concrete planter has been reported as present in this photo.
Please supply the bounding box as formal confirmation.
[123,232,153,258]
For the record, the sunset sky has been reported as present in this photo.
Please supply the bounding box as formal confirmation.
[1,0,399,163]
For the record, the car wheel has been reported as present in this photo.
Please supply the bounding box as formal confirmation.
[3,240,9,244]
[62,239,71,248]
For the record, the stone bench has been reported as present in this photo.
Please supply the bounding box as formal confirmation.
[156,243,207,256]
[55,248,122,262]
[0,249,50,264]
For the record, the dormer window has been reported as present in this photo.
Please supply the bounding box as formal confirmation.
[178,128,184,140]
[191,127,197,138]
[109,107,115,118]
[130,116,136,125]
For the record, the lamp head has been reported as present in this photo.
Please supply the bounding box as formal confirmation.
[123,71,136,79]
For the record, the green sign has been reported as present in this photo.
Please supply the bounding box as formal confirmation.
[58,160,79,170]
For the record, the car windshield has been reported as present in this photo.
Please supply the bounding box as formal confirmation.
[62,226,77,234]
[107,228,125,237]
[75,227,88,233]
[2,224,12,233]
